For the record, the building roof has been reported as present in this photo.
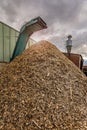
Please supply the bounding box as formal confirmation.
[63,52,84,69]
[63,52,84,61]
[0,21,19,32]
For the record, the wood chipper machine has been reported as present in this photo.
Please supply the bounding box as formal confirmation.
[10,16,47,61]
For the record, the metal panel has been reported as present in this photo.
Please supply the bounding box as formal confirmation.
[0,22,20,62]
[10,30,19,59]
[3,25,10,62]
[0,23,3,61]
[10,29,16,59]
[15,31,19,41]
[29,38,36,46]
[26,38,36,49]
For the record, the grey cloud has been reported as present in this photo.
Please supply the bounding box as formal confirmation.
[0,0,87,60]
[0,0,18,22]
[0,0,84,25]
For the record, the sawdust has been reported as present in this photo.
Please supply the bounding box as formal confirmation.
[0,63,7,71]
[0,40,87,130]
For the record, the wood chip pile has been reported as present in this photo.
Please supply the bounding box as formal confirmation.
[0,63,7,71]
[0,40,87,130]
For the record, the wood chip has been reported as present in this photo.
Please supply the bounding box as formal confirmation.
[0,40,87,130]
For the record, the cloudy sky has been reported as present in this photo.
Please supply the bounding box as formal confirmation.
[0,0,87,62]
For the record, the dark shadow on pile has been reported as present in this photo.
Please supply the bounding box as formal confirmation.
[0,40,87,130]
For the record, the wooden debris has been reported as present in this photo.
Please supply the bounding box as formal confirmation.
[0,40,87,130]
